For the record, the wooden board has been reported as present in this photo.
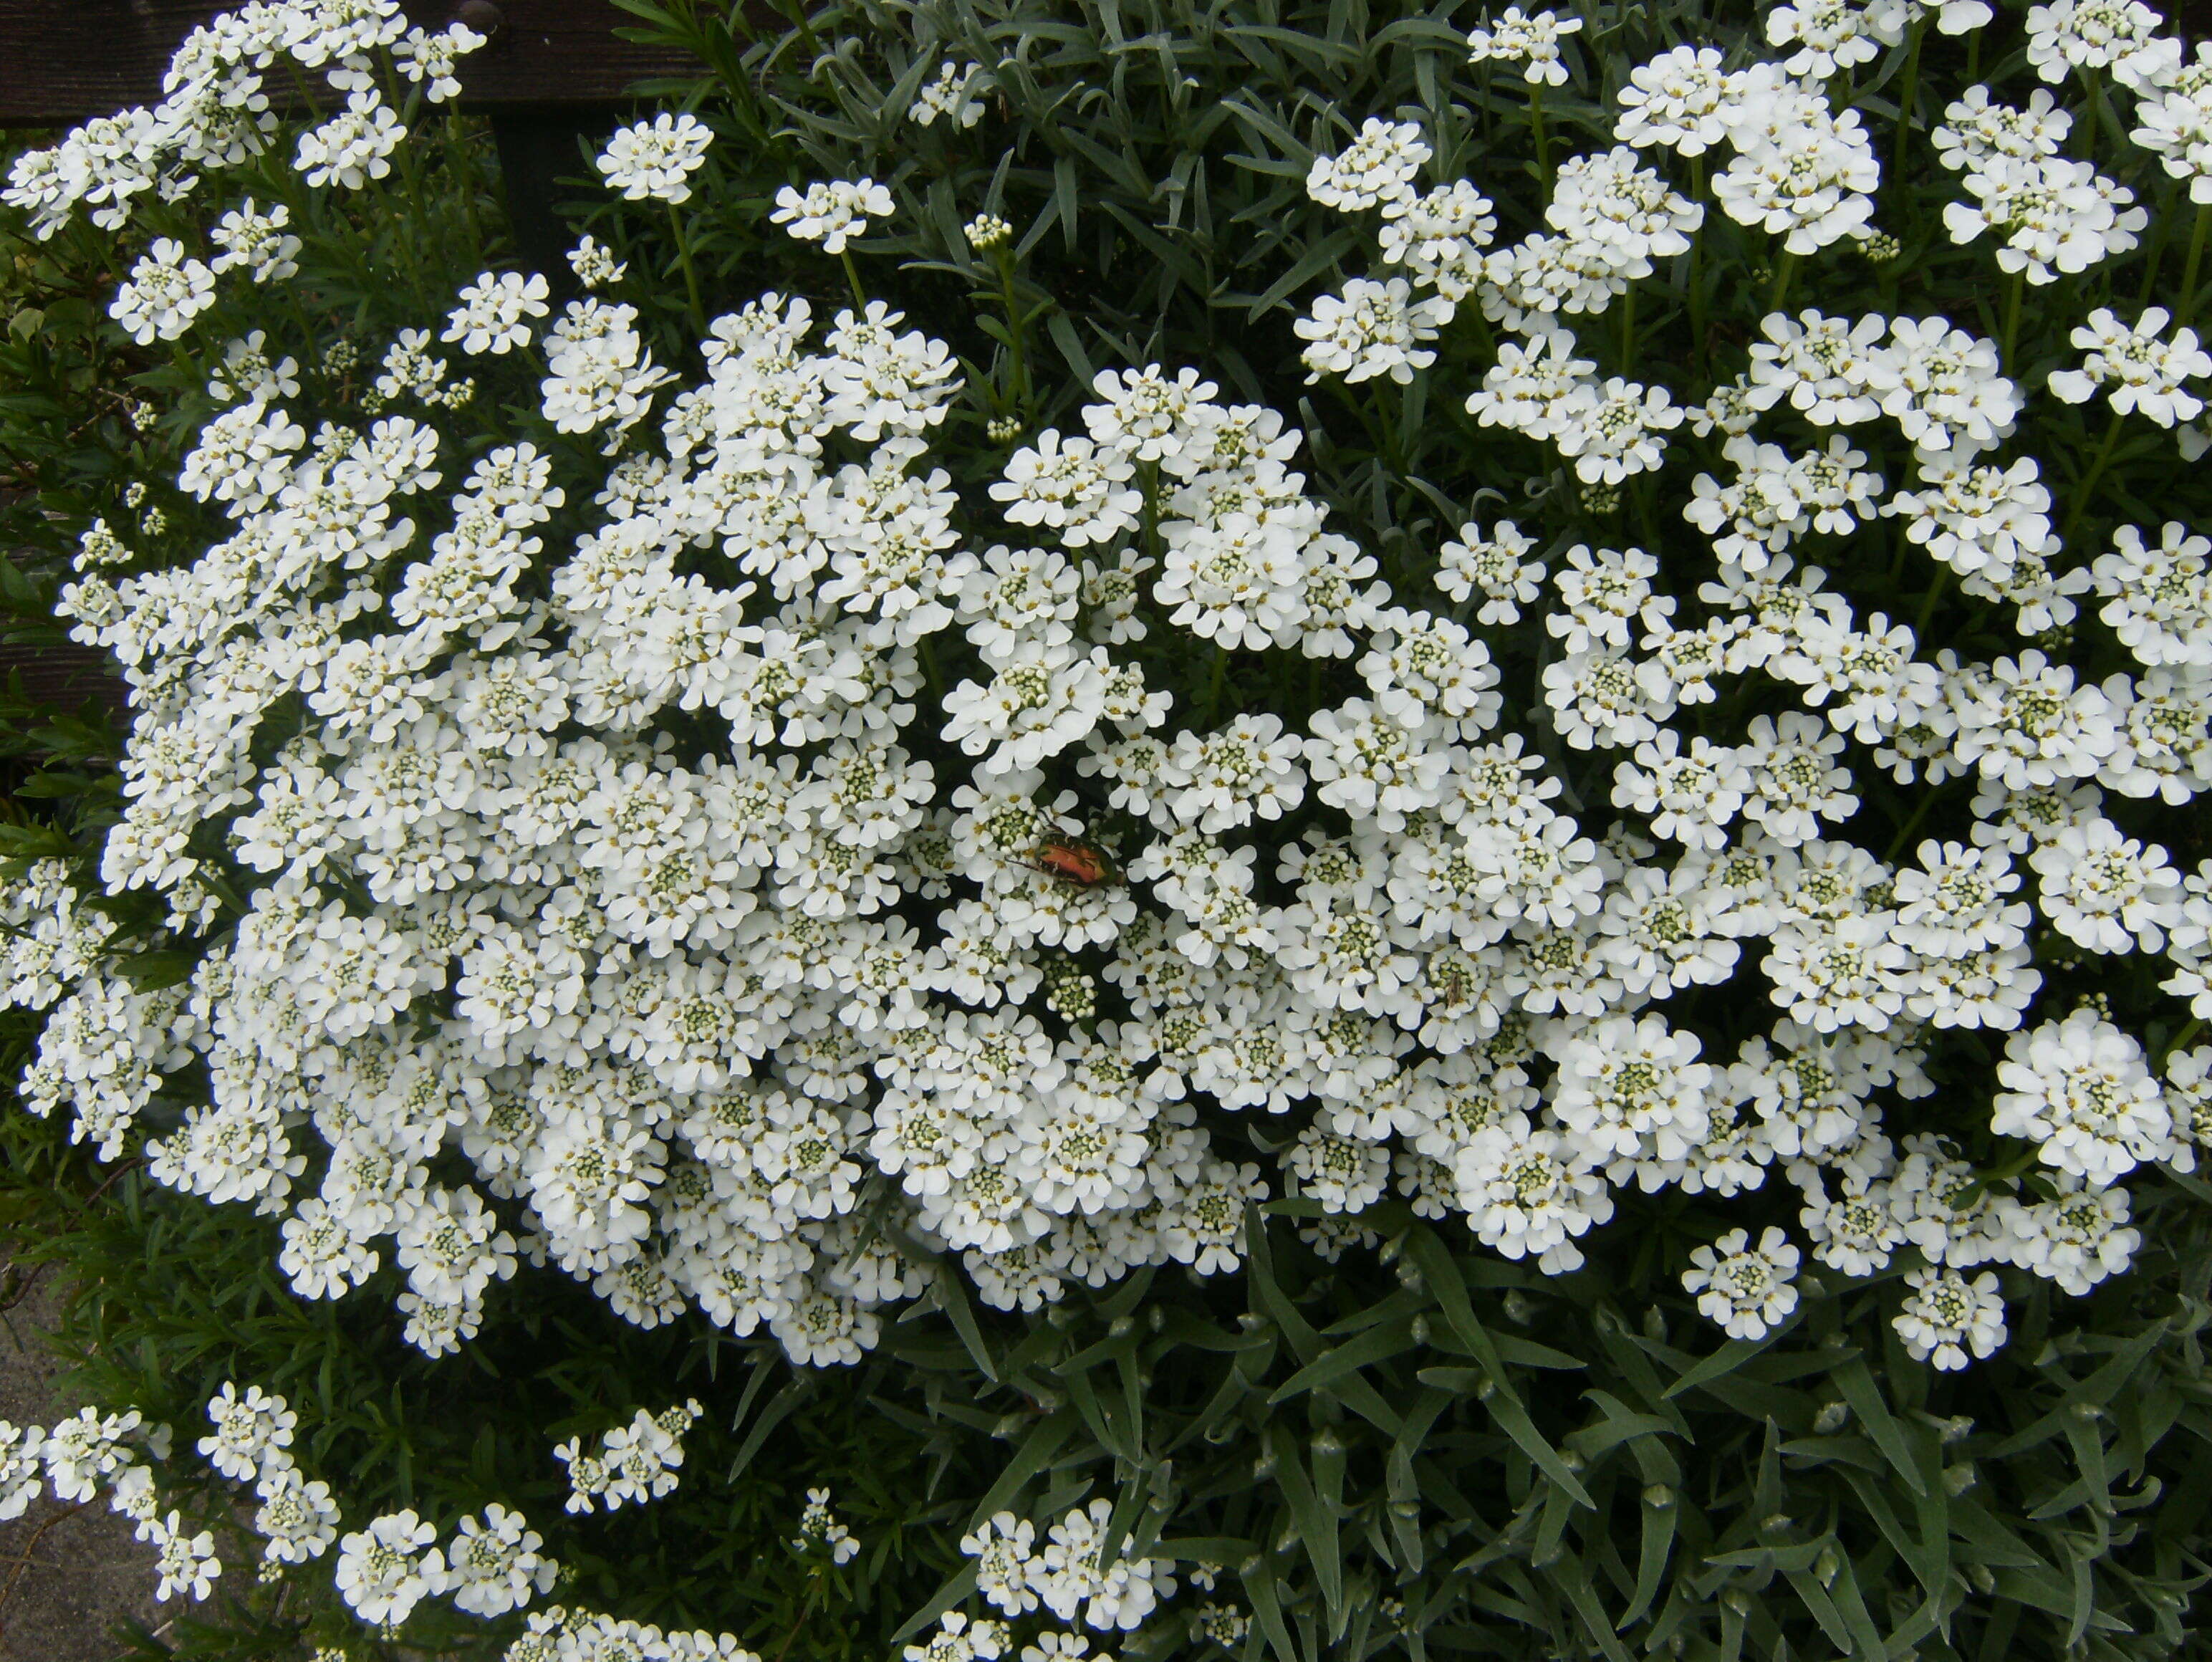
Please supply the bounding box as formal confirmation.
[0,1,716,126]
[0,640,128,718]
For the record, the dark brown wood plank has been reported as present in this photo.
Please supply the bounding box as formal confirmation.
[0,1,715,126]
[0,640,126,718]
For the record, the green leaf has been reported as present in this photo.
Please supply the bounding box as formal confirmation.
[931,1261,999,1382]
[1266,1419,1342,1621]
[1660,1327,1793,1401]
[1831,1353,1928,1497]
[1268,1312,1415,1403]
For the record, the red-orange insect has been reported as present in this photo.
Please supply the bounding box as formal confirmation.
[1025,837,1119,888]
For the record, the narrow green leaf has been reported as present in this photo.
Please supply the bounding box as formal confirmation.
[932,1262,999,1381]
[1661,1330,1789,1401]
[1268,1312,1415,1403]
[1831,1354,1928,1497]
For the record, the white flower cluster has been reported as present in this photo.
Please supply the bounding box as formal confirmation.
[595,113,715,206]
[792,1485,860,1564]
[770,178,896,255]
[0,1406,182,1578]
[2,0,484,240]
[333,1499,557,1625]
[956,1498,1178,1638]
[554,1401,701,1514]
[181,1375,560,1620]
[6,0,2211,1383]
[506,1608,768,1662]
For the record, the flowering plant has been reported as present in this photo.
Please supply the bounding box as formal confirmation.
[3,0,2211,1655]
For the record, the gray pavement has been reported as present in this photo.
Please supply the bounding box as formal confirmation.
[0,1271,159,1662]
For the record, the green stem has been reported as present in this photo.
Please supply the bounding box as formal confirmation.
[1140,457,1161,565]
[1769,249,1798,314]
[838,248,868,312]
[670,205,706,330]
[996,249,1032,416]
[2001,268,2025,375]
[448,102,486,261]
[1529,82,1549,179]
[1882,774,1946,864]
[2163,1017,2205,1067]
[1892,21,1927,183]
[2079,66,2125,165]
[1617,279,1637,371]
[2060,408,2126,546]
[1688,153,1708,379]
[1911,563,1951,641]
[380,89,433,307]
[2180,201,2212,330]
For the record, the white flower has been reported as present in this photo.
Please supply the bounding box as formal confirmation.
[1893,1267,2006,1369]
[0,1423,44,1521]
[2047,307,2211,426]
[1680,1226,1801,1339]
[2092,523,2212,668]
[1305,698,1453,831]
[1802,1173,1902,1273]
[1552,377,1683,483]
[568,234,627,289]
[393,21,488,102]
[2028,817,2183,954]
[110,239,216,344]
[1711,89,1880,255]
[1614,45,1730,157]
[2133,43,2212,201]
[1766,0,1910,79]
[149,1512,223,1602]
[910,62,994,128]
[1307,118,1430,213]
[2024,0,2178,90]
[335,1509,445,1626]
[941,639,1115,776]
[989,431,1143,546]
[1377,181,1497,297]
[770,178,895,254]
[793,1486,861,1565]
[1883,453,2054,582]
[1466,6,1585,85]
[962,1511,1039,1615]
[2006,1176,2140,1294]
[254,1466,342,1566]
[294,91,403,190]
[447,1503,557,1616]
[1892,840,2028,957]
[209,198,301,284]
[196,1382,295,1483]
[596,112,714,203]
[1943,154,2145,284]
[1992,1009,2173,1185]
[1454,1114,1615,1273]
[443,270,552,356]
[1437,519,1545,623]
[1160,714,1307,832]
[1870,314,2020,452]
[1744,308,1887,426]
[1295,277,1453,385]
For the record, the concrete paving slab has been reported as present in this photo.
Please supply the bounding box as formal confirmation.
[0,1272,160,1662]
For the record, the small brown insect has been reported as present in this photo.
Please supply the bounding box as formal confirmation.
[1025,837,1118,888]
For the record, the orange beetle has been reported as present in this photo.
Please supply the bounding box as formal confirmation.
[1025,837,1119,888]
